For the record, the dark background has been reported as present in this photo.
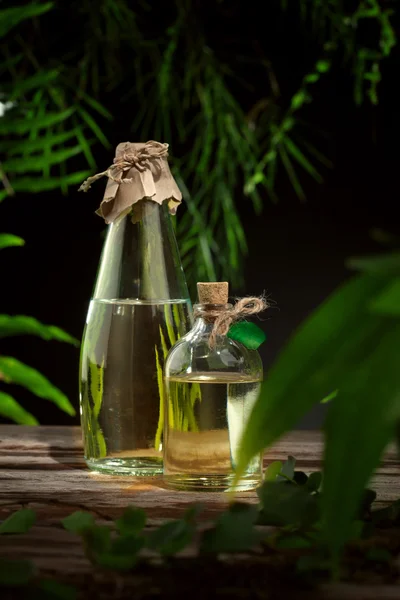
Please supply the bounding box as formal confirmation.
[1,3,398,427]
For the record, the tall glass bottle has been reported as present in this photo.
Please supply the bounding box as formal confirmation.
[164,282,263,491]
[79,141,192,475]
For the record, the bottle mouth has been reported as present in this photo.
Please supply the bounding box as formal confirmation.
[193,303,232,317]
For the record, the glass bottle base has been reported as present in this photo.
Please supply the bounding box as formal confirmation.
[86,457,163,476]
[163,473,260,492]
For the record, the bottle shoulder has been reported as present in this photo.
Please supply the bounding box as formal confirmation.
[165,331,263,379]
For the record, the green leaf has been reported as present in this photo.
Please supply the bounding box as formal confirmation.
[0,558,35,586]
[236,273,389,476]
[366,548,392,563]
[275,534,313,549]
[9,69,59,99]
[315,60,331,73]
[304,73,320,83]
[78,91,113,120]
[73,126,96,170]
[321,390,337,404]
[0,509,36,534]
[347,252,400,275]
[296,554,331,574]
[0,315,79,345]
[0,391,38,425]
[147,519,193,556]
[0,3,53,37]
[293,471,308,485]
[283,136,323,183]
[368,279,400,316]
[35,579,78,600]
[115,507,146,536]
[372,499,400,526]
[0,129,79,155]
[257,482,319,527]
[322,322,400,560]
[278,144,305,200]
[2,145,83,173]
[96,536,144,570]
[0,234,24,249]
[83,525,111,556]
[0,189,10,203]
[359,488,377,515]
[306,472,322,493]
[290,91,308,111]
[227,321,266,349]
[0,108,75,135]
[264,460,283,482]
[76,107,110,148]
[62,511,95,534]
[0,356,75,416]
[9,171,91,193]
[201,503,261,554]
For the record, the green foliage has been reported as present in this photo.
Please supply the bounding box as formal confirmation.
[34,580,77,600]
[0,2,53,37]
[0,315,79,345]
[115,507,146,536]
[227,321,266,349]
[62,511,96,534]
[201,503,261,554]
[0,558,35,586]
[62,507,146,570]
[0,0,396,288]
[237,249,400,564]
[4,478,400,592]
[0,206,78,427]
[0,391,38,424]
[0,356,75,416]
[258,482,319,528]
[147,518,193,556]
[0,508,36,534]
[0,234,24,249]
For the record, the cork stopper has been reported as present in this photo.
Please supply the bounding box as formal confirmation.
[197,282,229,305]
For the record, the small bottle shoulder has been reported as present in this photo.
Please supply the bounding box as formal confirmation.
[165,330,262,379]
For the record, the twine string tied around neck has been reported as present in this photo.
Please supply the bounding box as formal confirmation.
[78,140,169,193]
[194,296,268,349]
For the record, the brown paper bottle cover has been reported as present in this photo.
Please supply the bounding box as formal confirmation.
[79,140,182,224]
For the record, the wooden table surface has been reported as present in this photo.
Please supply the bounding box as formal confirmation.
[1,425,400,599]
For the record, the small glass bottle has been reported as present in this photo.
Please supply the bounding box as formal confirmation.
[163,282,263,491]
[79,141,192,476]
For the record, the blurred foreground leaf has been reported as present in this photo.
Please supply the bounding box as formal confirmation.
[201,503,261,553]
[237,264,400,561]
[0,508,36,534]
[0,558,35,586]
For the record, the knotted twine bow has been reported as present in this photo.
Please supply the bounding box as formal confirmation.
[194,296,268,349]
[79,141,169,192]
[78,141,182,224]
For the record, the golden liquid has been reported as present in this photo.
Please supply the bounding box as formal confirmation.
[79,298,191,475]
[164,372,262,491]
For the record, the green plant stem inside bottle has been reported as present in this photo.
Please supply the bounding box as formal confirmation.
[79,200,192,475]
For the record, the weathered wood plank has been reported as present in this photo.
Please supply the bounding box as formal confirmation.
[1,426,400,599]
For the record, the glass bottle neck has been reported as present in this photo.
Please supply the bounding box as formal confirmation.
[93,200,189,302]
[190,303,232,335]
